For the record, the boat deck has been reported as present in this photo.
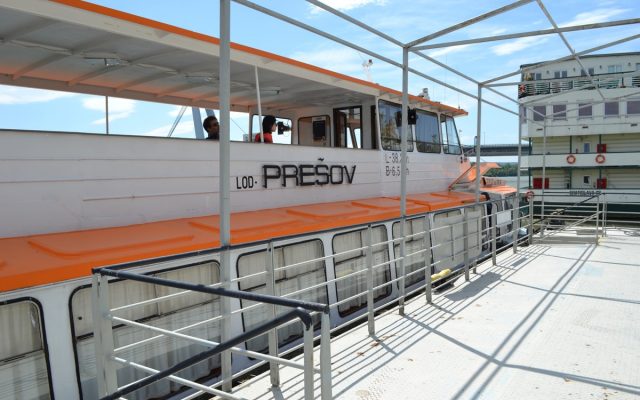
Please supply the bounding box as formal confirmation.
[228,228,640,399]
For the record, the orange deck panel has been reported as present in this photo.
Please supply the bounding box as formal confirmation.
[0,192,476,292]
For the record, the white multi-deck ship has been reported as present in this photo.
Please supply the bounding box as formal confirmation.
[519,53,640,215]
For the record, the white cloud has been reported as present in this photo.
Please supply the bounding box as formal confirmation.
[168,105,186,117]
[141,121,193,137]
[82,96,135,125]
[289,47,366,76]
[487,7,627,57]
[561,8,628,27]
[0,85,76,104]
[309,0,387,14]
[491,37,548,56]
[428,44,471,59]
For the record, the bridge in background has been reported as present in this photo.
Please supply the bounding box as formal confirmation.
[463,144,530,157]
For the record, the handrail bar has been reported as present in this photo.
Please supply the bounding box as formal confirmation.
[96,268,328,314]
[98,307,312,400]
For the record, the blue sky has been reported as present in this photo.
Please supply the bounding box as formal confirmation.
[1,0,639,148]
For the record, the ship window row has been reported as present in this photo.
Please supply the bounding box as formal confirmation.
[3,92,460,155]
[526,100,640,122]
[0,299,52,400]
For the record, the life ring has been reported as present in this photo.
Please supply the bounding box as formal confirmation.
[595,154,605,164]
[566,154,576,164]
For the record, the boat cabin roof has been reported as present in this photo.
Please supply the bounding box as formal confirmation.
[0,191,477,293]
[0,0,466,116]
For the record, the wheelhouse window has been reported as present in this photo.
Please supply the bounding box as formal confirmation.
[414,110,441,153]
[441,115,462,154]
[604,102,619,117]
[251,115,292,144]
[334,106,362,148]
[578,103,592,118]
[237,240,327,352]
[379,100,414,152]
[0,300,52,400]
[70,262,221,400]
[332,226,391,316]
[298,115,330,147]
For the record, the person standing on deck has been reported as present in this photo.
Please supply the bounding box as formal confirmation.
[203,116,219,140]
[255,115,275,143]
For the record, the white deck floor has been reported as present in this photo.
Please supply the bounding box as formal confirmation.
[227,228,640,399]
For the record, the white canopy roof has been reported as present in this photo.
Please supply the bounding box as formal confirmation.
[0,0,466,115]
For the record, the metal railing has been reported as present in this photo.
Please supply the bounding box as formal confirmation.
[525,192,607,243]
[519,72,640,98]
[528,191,640,236]
[93,194,636,399]
[91,196,565,400]
[93,188,640,399]
[92,268,332,400]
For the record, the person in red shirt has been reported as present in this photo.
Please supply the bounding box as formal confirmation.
[255,115,276,143]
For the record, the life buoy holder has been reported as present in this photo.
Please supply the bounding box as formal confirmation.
[595,154,605,164]
[566,154,576,164]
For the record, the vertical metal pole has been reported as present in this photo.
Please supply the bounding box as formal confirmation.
[463,212,470,282]
[91,273,117,397]
[473,210,479,274]
[540,120,547,238]
[529,198,534,245]
[475,85,482,202]
[320,312,332,400]
[423,216,432,304]
[219,0,233,392]
[514,102,523,253]
[254,66,263,143]
[510,203,518,252]
[399,47,409,317]
[105,96,110,135]
[491,209,497,266]
[449,224,455,270]
[303,323,314,400]
[366,225,375,336]
[603,193,608,237]
[399,219,406,316]
[595,194,600,245]
[265,242,279,386]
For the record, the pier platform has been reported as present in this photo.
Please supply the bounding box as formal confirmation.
[228,228,640,399]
